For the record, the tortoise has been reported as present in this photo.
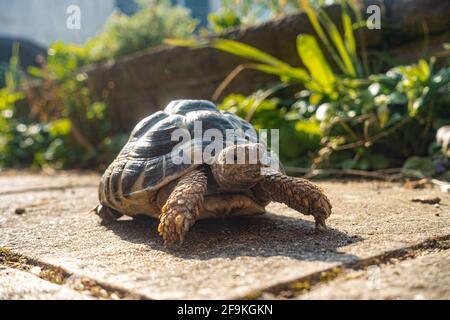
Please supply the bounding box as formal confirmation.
[93,100,332,245]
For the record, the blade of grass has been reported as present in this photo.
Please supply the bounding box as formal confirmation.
[164,38,206,47]
[212,62,309,100]
[341,0,363,76]
[212,64,248,101]
[249,63,310,82]
[167,37,294,70]
[245,82,288,122]
[346,0,370,75]
[317,8,356,77]
[211,38,291,68]
[341,0,356,55]
[299,0,347,74]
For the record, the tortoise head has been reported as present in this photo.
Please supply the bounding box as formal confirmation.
[211,142,265,190]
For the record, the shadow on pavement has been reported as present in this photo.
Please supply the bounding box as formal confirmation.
[103,211,363,263]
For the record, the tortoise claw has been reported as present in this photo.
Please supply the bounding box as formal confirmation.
[158,209,193,246]
[315,218,327,232]
[312,195,331,232]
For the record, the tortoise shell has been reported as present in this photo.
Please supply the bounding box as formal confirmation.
[99,100,259,206]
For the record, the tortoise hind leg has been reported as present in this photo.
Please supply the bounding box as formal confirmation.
[254,169,332,229]
[92,205,123,225]
[158,168,207,245]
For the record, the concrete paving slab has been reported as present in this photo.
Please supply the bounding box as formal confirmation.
[299,250,450,299]
[0,170,98,195]
[0,174,449,299]
[0,266,93,300]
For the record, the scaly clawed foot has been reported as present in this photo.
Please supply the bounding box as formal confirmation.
[257,170,332,230]
[157,169,207,246]
[158,206,196,245]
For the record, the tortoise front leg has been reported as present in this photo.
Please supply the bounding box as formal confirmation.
[254,169,332,229]
[158,168,207,245]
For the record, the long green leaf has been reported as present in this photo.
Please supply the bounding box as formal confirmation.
[300,0,329,48]
[248,63,310,83]
[346,0,370,75]
[341,0,356,56]
[164,38,205,47]
[318,9,356,77]
[299,0,347,74]
[340,0,363,76]
[297,34,335,91]
[211,38,290,68]
[166,37,291,69]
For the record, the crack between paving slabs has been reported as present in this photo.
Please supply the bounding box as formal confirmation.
[0,247,149,300]
[238,234,450,299]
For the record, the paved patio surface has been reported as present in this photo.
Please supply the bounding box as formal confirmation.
[0,171,448,299]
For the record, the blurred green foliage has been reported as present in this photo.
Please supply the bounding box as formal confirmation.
[208,7,241,33]
[0,62,9,88]
[31,0,197,74]
[0,44,47,168]
[0,0,195,169]
[87,0,197,61]
[208,0,335,32]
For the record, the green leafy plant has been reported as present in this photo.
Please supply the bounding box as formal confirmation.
[208,8,242,33]
[24,59,128,168]
[87,0,197,61]
[30,0,197,75]
[317,58,450,171]
[27,0,196,82]
[0,44,55,168]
